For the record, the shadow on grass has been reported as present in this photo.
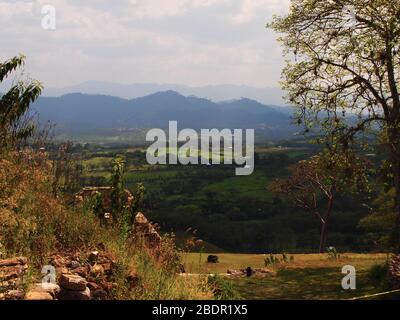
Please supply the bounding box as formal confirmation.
[231,267,392,300]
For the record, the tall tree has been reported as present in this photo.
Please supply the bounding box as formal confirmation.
[270,0,400,247]
[270,150,368,253]
[0,55,42,149]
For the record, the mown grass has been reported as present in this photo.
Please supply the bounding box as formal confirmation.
[183,253,395,300]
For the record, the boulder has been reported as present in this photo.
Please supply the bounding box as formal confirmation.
[207,255,219,264]
[58,287,91,300]
[33,283,61,298]
[25,290,53,301]
[59,274,87,291]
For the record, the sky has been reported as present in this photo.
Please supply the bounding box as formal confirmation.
[0,0,290,89]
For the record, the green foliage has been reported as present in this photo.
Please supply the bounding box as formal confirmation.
[131,182,145,220]
[207,275,241,300]
[359,189,398,251]
[110,157,126,217]
[0,55,43,149]
[327,247,340,260]
[269,0,400,250]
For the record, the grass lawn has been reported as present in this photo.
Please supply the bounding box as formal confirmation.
[182,253,395,300]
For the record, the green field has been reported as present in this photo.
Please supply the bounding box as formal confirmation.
[182,253,396,300]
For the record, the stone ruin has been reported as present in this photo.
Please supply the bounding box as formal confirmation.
[0,246,139,300]
[133,212,162,249]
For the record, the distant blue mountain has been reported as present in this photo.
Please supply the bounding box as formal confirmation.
[32,91,297,140]
[43,81,287,106]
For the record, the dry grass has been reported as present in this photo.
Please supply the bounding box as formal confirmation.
[182,252,392,300]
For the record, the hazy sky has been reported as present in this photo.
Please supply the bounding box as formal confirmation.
[1,0,290,89]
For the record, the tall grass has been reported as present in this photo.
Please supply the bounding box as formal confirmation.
[0,148,214,300]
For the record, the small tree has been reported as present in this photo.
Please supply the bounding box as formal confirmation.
[0,55,42,149]
[110,157,127,220]
[270,150,368,253]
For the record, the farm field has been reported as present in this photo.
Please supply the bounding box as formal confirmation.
[182,253,396,300]
[79,143,373,253]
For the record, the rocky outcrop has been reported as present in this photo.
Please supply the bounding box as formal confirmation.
[389,254,400,289]
[133,212,161,248]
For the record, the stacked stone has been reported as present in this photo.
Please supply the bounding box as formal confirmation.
[0,257,28,300]
[58,274,91,300]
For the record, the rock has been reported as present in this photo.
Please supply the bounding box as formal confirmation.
[56,267,70,275]
[92,289,107,300]
[59,274,87,291]
[0,264,27,281]
[26,290,53,300]
[58,287,91,300]
[246,267,253,277]
[31,283,61,298]
[207,255,219,264]
[72,266,89,278]
[88,251,99,265]
[5,290,25,300]
[0,257,27,267]
[69,261,81,270]
[51,255,70,268]
[253,268,275,277]
[90,264,105,277]
[87,282,101,291]
[133,212,162,248]
[227,269,245,277]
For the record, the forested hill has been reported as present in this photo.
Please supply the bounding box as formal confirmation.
[32,91,297,140]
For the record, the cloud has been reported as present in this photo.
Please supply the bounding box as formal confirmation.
[0,0,290,88]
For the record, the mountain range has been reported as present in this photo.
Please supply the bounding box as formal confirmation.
[43,81,286,106]
[32,91,297,142]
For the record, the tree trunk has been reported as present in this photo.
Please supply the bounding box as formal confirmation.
[389,127,400,252]
[319,196,334,254]
[319,222,327,254]
[392,151,400,253]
